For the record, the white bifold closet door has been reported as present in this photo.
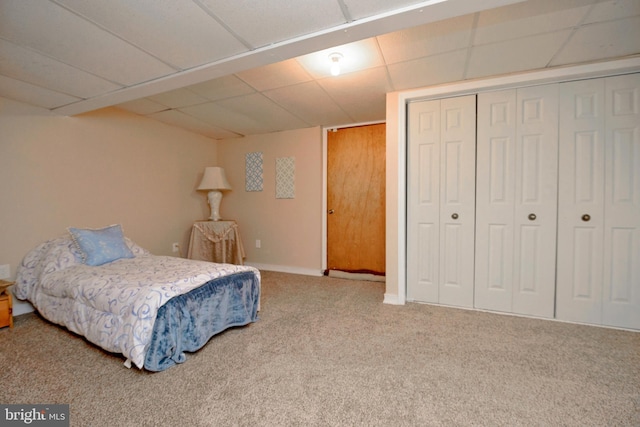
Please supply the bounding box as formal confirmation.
[407,95,476,308]
[475,84,559,318]
[557,73,640,330]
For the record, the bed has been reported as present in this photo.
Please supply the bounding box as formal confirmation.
[14,225,261,372]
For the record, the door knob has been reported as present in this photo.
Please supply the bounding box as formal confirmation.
[582,214,590,222]
[528,213,537,221]
[328,209,335,214]
[451,213,459,220]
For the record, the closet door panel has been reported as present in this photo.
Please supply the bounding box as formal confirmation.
[407,100,441,303]
[477,86,558,318]
[475,90,516,312]
[407,95,476,307]
[512,85,558,318]
[602,73,640,329]
[439,95,476,308]
[557,78,605,324]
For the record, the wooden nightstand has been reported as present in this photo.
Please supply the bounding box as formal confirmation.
[0,280,13,329]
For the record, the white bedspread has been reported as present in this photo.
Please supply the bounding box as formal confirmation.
[15,236,259,369]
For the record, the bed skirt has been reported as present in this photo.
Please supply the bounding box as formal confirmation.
[144,270,260,371]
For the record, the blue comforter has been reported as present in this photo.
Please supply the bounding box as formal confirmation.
[145,270,260,371]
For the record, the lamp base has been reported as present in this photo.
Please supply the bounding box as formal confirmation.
[207,190,223,221]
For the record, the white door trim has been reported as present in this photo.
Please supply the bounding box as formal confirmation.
[394,57,640,305]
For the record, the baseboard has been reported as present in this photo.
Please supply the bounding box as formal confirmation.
[383,293,403,305]
[245,263,323,277]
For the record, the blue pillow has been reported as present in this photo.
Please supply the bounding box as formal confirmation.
[68,224,134,266]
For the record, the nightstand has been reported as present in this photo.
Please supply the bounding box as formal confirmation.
[0,280,13,329]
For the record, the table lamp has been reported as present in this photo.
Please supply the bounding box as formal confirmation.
[197,167,231,221]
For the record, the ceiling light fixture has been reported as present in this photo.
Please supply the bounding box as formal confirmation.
[329,52,343,76]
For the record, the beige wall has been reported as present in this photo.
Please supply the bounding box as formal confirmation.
[384,93,401,303]
[217,127,323,275]
[0,98,218,313]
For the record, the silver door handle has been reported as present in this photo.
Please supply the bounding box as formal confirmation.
[328,209,335,214]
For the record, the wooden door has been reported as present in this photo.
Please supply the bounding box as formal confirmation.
[327,123,386,275]
[407,95,476,307]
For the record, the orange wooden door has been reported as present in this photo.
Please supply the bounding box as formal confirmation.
[327,123,386,275]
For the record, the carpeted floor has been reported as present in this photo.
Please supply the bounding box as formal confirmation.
[1,270,639,426]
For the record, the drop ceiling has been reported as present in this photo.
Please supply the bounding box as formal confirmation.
[1,0,639,139]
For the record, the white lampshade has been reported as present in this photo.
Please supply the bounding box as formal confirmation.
[197,167,231,191]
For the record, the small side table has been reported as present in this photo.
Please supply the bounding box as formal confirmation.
[0,280,14,329]
[187,220,246,265]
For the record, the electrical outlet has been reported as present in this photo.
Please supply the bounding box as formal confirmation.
[255,240,261,249]
[172,243,180,253]
[0,264,9,279]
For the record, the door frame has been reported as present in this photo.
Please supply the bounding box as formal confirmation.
[391,57,640,305]
[322,120,386,273]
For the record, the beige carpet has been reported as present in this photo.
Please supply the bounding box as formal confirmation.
[1,270,639,426]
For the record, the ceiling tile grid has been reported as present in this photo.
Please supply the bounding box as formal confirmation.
[1,0,639,138]
[263,81,353,126]
[0,39,123,100]
[52,0,249,70]
[197,0,348,48]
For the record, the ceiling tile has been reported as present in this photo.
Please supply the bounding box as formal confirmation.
[180,102,267,135]
[216,93,309,132]
[264,81,352,125]
[148,89,209,108]
[550,16,640,66]
[387,49,468,90]
[0,0,176,85]
[474,0,592,45]
[0,74,80,109]
[53,0,248,70]
[377,14,474,64]
[0,39,122,98]
[0,95,54,115]
[198,0,346,48]
[116,98,168,116]
[583,0,640,23]
[236,59,313,91]
[149,109,242,139]
[466,30,573,79]
[343,0,440,20]
[186,75,256,102]
[319,66,393,122]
